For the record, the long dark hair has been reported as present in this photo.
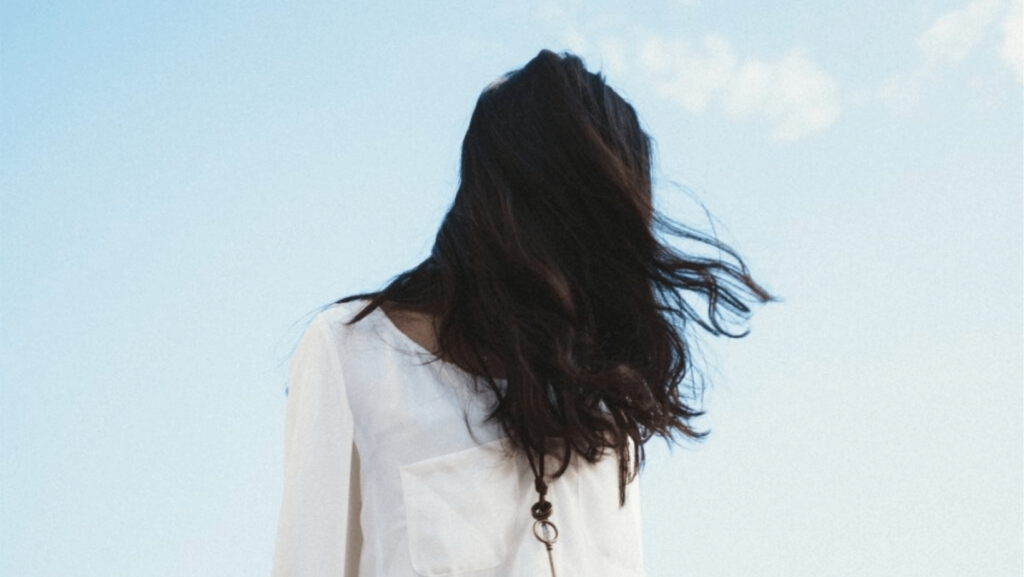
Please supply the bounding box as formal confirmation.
[343,50,770,503]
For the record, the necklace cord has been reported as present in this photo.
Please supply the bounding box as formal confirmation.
[529,440,559,576]
[529,438,552,521]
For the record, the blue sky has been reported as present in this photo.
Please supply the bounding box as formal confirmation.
[1,1,1021,576]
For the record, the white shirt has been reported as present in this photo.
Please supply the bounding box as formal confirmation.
[272,301,646,577]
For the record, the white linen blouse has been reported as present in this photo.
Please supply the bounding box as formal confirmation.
[272,301,646,577]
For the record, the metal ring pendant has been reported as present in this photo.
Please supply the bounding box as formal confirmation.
[532,519,559,545]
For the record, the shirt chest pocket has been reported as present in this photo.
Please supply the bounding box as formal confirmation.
[400,440,522,576]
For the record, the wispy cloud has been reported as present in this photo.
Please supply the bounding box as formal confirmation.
[917,0,1003,63]
[542,0,1018,138]
[1001,1,1023,81]
[542,2,842,141]
[880,0,1021,107]
[638,34,840,140]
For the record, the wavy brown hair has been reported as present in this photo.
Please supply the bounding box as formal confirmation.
[342,50,770,503]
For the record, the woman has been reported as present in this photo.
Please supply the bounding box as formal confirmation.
[273,50,769,577]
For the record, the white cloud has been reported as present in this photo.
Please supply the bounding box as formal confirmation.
[1001,1,1023,81]
[537,2,842,140]
[763,52,843,139]
[643,35,737,113]
[880,0,1021,106]
[639,34,841,140]
[917,0,1003,63]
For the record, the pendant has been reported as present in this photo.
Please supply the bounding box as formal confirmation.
[533,519,559,577]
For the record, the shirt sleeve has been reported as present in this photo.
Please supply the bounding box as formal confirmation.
[273,314,362,577]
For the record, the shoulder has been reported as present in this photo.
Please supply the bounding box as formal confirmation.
[292,300,371,363]
[305,299,419,358]
[317,299,368,328]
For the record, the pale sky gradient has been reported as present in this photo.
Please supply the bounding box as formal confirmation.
[2,1,1021,576]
